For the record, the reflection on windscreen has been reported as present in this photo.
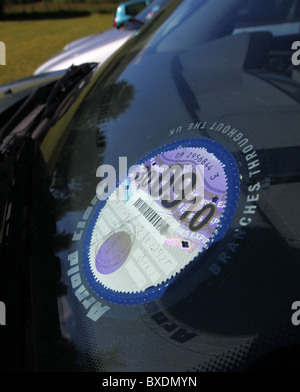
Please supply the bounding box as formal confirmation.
[234,0,300,36]
[46,0,300,372]
[144,0,300,103]
[232,0,300,102]
[137,0,172,23]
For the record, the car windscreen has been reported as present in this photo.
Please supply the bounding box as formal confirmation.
[28,0,300,371]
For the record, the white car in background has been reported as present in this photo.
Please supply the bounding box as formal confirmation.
[34,0,171,75]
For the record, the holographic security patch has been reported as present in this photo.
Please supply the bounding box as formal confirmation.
[83,139,240,304]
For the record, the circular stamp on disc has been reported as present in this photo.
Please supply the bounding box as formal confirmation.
[83,138,240,304]
[95,232,132,274]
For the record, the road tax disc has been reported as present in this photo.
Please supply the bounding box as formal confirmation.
[83,138,240,304]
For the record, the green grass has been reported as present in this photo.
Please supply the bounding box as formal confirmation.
[0,12,114,85]
[3,2,117,17]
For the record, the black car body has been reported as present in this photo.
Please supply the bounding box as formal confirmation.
[0,0,300,372]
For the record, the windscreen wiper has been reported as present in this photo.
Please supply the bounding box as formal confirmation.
[0,61,98,252]
[0,62,97,146]
[44,62,97,118]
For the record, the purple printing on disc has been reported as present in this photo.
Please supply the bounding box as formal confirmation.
[83,139,240,305]
[95,231,132,274]
[128,146,228,250]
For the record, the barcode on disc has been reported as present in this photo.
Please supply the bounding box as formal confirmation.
[133,198,169,233]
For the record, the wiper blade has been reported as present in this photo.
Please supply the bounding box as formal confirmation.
[0,62,97,146]
[44,62,97,118]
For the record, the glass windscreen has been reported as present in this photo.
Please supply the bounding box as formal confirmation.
[40,0,300,371]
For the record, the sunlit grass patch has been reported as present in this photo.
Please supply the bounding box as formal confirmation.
[0,12,113,85]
